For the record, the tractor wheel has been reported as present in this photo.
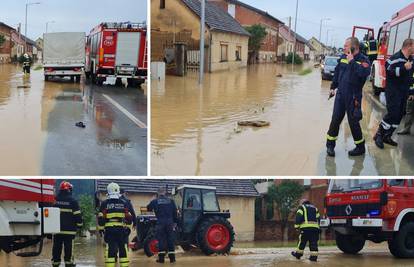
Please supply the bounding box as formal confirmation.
[130,236,139,252]
[390,222,414,258]
[143,229,159,257]
[180,243,193,251]
[197,216,234,255]
[335,232,365,254]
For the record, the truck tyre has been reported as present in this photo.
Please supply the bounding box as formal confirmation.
[45,75,49,81]
[371,66,381,96]
[335,232,365,254]
[75,75,81,83]
[390,222,414,258]
[196,216,234,255]
[143,229,159,257]
[70,76,75,82]
[388,239,401,258]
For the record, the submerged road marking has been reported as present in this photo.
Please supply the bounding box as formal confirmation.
[102,94,147,129]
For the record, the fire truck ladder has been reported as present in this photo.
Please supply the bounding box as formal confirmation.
[143,41,148,68]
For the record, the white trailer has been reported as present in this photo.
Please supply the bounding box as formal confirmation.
[43,32,86,82]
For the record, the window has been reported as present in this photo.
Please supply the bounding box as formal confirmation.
[388,25,397,55]
[235,46,242,61]
[184,189,202,210]
[394,19,412,53]
[160,0,165,9]
[173,190,183,210]
[202,190,219,212]
[221,44,228,62]
[388,179,405,187]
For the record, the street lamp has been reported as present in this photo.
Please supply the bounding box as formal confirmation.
[45,20,55,33]
[325,29,334,55]
[292,0,299,66]
[25,1,41,53]
[319,18,331,42]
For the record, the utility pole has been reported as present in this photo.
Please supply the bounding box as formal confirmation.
[287,16,291,56]
[199,0,205,85]
[25,1,41,53]
[292,0,299,65]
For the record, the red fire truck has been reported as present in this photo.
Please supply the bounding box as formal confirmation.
[85,22,147,87]
[370,2,414,95]
[321,179,414,258]
[0,179,60,257]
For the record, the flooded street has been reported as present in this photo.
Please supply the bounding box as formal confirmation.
[1,237,413,267]
[0,64,147,175]
[151,64,414,176]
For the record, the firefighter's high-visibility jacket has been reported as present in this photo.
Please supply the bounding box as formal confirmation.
[54,191,83,235]
[366,39,379,56]
[295,203,320,229]
[97,198,132,231]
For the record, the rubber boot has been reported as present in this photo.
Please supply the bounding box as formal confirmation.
[309,256,318,262]
[374,125,385,149]
[156,253,165,263]
[326,140,335,157]
[291,251,302,259]
[168,253,176,263]
[383,128,398,146]
[348,141,365,156]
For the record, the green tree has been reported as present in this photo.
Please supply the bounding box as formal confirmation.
[0,34,5,47]
[286,52,303,65]
[78,194,96,236]
[244,24,267,64]
[267,180,305,241]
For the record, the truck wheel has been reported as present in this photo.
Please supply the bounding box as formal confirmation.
[390,222,414,258]
[75,75,81,83]
[371,66,381,96]
[388,239,401,258]
[335,232,365,254]
[197,216,235,255]
[45,75,49,81]
[143,229,159,257]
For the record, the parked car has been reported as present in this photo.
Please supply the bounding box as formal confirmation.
[321,56,339,80]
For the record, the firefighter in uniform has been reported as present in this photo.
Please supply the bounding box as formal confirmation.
[52,181,83,267]
[147,186,178,264]
[326,37,371,157]
[374,38,414,148]
[365,35,379,62]
[120,188,137,245]
[291,199,320,262]
[98,183,133,267]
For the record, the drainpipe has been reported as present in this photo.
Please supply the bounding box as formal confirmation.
[209,32,212,73]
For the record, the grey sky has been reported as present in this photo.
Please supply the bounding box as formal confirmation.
[241,0,414,47]
[0,0,147,40]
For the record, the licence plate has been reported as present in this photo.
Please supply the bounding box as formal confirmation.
[331,219,346,224]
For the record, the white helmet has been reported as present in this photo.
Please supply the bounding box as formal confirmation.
[24,53,29,58]
[107,182,120,198]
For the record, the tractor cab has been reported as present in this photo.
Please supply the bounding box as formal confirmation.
[172,185,229,235]
[133,184,234,257]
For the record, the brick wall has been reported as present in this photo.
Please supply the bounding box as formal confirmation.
[255,220,334,241]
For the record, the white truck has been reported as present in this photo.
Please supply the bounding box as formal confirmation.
[43,32,86,82]
[0,179,60,257]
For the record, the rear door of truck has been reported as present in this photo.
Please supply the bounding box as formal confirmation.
[115,31,141,67]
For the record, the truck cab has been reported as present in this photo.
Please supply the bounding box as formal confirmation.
[321,179,414,258]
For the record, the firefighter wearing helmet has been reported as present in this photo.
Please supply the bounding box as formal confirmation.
[98,182,133,267]
[52,181,83,267]
[291,199,321,262]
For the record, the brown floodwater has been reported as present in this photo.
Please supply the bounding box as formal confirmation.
[1,238,412,267]
[0,63,147,175]
[151,63,414,176]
